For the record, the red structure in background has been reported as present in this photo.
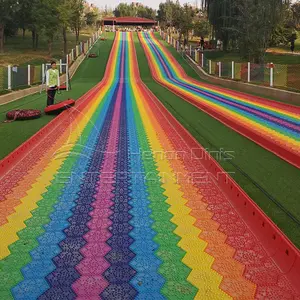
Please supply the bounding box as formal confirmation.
[103,17,157,26]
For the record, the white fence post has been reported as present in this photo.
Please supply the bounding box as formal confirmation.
[270,62,274,87]
[232,61,234,79]
[28,65,31,86]
[42,64,45,84]
[209,60,212,74]
[248,62,251,82]
[8,65,12,90]
[59,59,62,74]
[71,49,74,61]
[219,62,221,77]
[66,63,69,91]
[202,53,204,68]
[189,45,192,56]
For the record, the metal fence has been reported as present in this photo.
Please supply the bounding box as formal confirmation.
[160,31,300,92]
[0,30,101,93]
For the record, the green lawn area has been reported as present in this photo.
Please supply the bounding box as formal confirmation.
[202,50,300,65]
[134,32,300,248]
[0,29,96,67]
[0,32,114,160]
[269,34,300,54]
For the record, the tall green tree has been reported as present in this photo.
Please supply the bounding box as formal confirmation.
[292,1,300,29]
[17,0,32,39]
[70,0,85,43]
[0,0,19,52]
[33,0,60,55]
[202,0,288,61]
[59,0,73,55]
[178,4,195,42]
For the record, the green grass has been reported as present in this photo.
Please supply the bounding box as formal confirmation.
[134,32,300,248]
[269,34,300,54]
[202,50,300,65]
[0,33,114,160]
[0,29,95,66]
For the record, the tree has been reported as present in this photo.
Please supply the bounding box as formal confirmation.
[17,0,32,39]
[0,0,19,52]
[270,2,296,46]
[194,13,211,38]
[70,0,84,44]
[113,3,155,19]
[33,0,60,55]
[292,1,300,29]
[59,0,73,55]
[157,3,167,28]
[234,0,284,62]
[85,12,97,26]
[178,4,195,42]
[202,0,288,61]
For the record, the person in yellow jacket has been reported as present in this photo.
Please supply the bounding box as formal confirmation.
[46,61,60,106]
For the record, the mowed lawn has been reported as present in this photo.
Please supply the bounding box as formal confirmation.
[202,50,300,65]
[0,29,96,67]
[0,32,114,160]
[134,32,300,248]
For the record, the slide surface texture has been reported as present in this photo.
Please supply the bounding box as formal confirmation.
[138,32,300,169]
[0,32,299,299]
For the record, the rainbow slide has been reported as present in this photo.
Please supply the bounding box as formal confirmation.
[0,32,299,299]
[138,32,300,169]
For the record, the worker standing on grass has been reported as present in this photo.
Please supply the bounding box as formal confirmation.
[46,61,60,106]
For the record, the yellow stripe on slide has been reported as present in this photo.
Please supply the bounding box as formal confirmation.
[133,83,231,299]
[0,61,117,259]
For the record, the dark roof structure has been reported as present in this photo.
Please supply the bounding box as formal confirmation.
[103,17,157,26]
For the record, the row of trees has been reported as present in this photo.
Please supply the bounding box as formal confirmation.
[157,0,300,62]
[113,3,156,19]
[0,0,98,54]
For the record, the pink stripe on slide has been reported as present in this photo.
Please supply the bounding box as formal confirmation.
[72,84,123,298]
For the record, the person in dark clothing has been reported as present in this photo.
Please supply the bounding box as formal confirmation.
[291,40,295,53]
[46,61,60,106]
[200,37,205,50]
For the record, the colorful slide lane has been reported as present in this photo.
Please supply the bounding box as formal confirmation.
[138,32,300,169]
[0,32,299,299]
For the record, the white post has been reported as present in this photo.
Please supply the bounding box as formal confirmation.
[202,53,204,68]
[189,45,192,56]
[8,65,12,90]
[270,62,274,87]
[248,62,251,82]
[66,54,69,66]
[232,61,234,79]
[28,65,31,86]
[219,62,221,77]
[209,60,212,74]
[59,59,62,74]
[71,49,74,61]
[66,63,69,91]
[42,64,45,84]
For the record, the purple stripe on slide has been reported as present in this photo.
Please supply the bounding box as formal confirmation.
[72,79,123,298]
